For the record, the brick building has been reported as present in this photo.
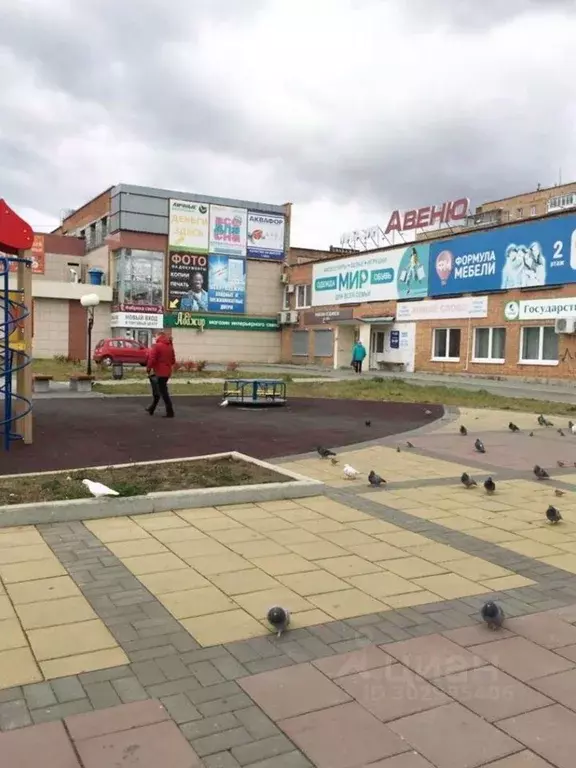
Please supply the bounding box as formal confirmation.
[281,186,576,380]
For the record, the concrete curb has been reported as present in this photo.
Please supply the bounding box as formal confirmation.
[0,451,324,527]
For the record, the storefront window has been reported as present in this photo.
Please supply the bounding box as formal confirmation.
[112,249,164,307]
[473,327,506,362]
[521,326,558,364]
[433,328,461,361]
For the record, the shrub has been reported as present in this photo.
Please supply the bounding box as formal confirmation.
[196,360,207,372]
[183,360,197,372]
[226,361,239,371]
[173,361,182,372]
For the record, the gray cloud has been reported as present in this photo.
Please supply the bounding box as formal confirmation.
[0,0,575,242]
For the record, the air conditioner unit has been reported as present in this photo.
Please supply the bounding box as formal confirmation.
[286,284,295,294]
[555,318,576,334]
[278,310,299,325]
[280,273,289,284]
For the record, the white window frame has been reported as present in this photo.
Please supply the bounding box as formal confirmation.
[282,286,290,310]
[295,284,311,309]
[530,205,537,216]
[519,325,559,366]
[431,327,461,362]
[472,327,506,364]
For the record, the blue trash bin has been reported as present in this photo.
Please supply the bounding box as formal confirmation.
[88,268,104,286]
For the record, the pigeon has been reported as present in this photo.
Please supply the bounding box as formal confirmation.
[474,438,486,454]
[330,457,339,466]
[484,477,496,495]
[481,601,505,630]
[461,472,477,489]
[396,446,401,453]
[459,425,468,436]
[558,429,566,437]
[82,479,119,498]
[529,431,534,437]
[406,441,414,449]
[557,461,566,468]
[569,420,574,430]
[508,422,520,432]
[537,415,546,427]
[368,470,386,487]
[220,399,229,407]
[572,424,576,436]
[546,505,562,524]
[424,410,432,415]
[365,420,371,427]
[317,446,336,459]
[555,489,565,497]
[343,464,359,479]
[534,465,550,480]
[266,606,290,638]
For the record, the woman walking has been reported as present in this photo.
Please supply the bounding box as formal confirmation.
[146,331,176,418]
[351,340,366,374]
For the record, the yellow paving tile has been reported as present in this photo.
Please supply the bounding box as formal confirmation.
[278,571,351,596]
[347,573,423,599]
[350,520,401,535]
[122,553,187,575]
[285,609,333,629]
[216,503,260,513]
[167,539,228,559]
[405,543,466,564]
[313,505,368,523]
[209,569,279,596]
[447,558,512,581]
[276,509,325,523]
[84,522,150,542]
[0,545,52,565]
[190,553,252,576]
[321,530,376,548]
[162,587,236,619]
[0,647,42,689]
[471,528,523,545]
[268,529,323,546]
[481,575,536,591]
[555,542,576,555]
[0,619,27,651]
[349,542,410,562]
[234,587,312,619]
[28,620,118,661]
[287,541,349,560]
[382,557,448,579]
[377,531,432,548]
[41,647,128,680]
[177,507,224,521]
[152,526,208,544]
[106,539,167,558]
[245,517,295,533]
[8,576,81,605]
[257,500,303,512]
[414,574,489,599]
[317,555,380,578]
[134,513,190,531]
[383,591,444,610]
[0,529,44,548]
[506,540,563,559]
[521,527,571,545]
[225,506,273,521]
[299,519,347,534]
[434,516,485,532]
[210,528,265,545]
[227,540,289,559]
[182,609,265,646]
[249,554,317,577]
[192,517,244,532]
[16,596,98,630]
[138,569,210,594]
[0,558,67,584]
[541,553,576,574]
[308,589,388,619]
[0,595,16,621]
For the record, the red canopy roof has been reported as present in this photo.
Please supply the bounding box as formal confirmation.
[0,199,34,254]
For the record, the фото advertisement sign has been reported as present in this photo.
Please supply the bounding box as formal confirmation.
[504,298,576,322]
[429,214,576,296]
[207,255,246,313]
[385,198,469,235]
[396,296,488,322]
[209,205,247,257]
[246,212,285,261]
[166,251,209,311]
[164,313,278,331]
[312,244,429,306]
[168,200,210,253]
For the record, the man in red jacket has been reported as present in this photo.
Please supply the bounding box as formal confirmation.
[146,331,176,418]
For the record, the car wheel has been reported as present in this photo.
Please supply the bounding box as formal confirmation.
[100,356,113,367]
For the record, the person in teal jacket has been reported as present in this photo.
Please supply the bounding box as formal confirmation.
[351,340,367,373]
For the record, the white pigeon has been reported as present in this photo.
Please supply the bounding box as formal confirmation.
[82,479,119,498]
[343,464,359,479]
[572,424,576,435]
[220,399,229,407]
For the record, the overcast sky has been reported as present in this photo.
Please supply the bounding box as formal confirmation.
[1,0,576,248]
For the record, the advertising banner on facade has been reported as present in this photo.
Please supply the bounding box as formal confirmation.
[246,212,285,260]
[164,313,278,331]
[168,200,210,253]
[312,244,429,306]
[209,205,247,257]
[5,234,45,274]
[110,312,164,329]
[166,251,209,311]
[504,297,576,321]
[207,255,246,313]
[396,295,488,321]
[429,214,576,296]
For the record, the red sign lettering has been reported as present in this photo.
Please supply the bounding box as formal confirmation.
[385,198,469,235]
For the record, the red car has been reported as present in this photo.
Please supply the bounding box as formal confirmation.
[93,338,149,367]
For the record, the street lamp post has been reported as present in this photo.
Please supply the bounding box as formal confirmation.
[80,293,100,376]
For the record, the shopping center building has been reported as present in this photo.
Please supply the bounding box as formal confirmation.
[19,184,290,362]
[281,183,576,380]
